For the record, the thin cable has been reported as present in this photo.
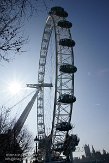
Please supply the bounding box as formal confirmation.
[9,90,36,109]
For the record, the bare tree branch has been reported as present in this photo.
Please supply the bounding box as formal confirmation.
[0,0,52,62]
[0,0,38,62]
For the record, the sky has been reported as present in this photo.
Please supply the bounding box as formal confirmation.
[0,0,109,158]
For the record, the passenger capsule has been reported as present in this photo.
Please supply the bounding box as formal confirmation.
[58,20,72,28]
[59,39,75,47]
[56,122,72,131]
[51,6,64,11]
[49,6,68,17]
[58,94,76,104]
[60,64,77,73]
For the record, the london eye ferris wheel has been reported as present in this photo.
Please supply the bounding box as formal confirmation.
[0,6,79,163]
[22,6,79,162]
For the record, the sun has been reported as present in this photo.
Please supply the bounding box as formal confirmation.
[8,81,22,95]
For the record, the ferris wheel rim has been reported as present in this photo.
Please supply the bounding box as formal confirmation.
[37,6,76,157]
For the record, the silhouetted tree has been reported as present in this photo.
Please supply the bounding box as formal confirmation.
[0,106,14,133]
[0,0,51,62]
[0,0,26,62]
[0,106,33,158]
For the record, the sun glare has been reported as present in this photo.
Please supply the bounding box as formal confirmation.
[8,81,22,95]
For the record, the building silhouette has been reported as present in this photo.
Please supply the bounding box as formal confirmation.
[84,144,91,158]
[74,144,109,163]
